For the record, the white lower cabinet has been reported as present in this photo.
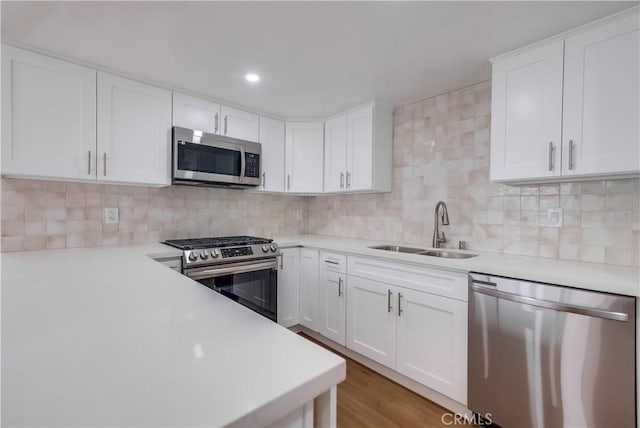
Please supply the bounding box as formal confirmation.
[344,256,468,405]
[318,270,346,346]
[346,276,397,369]
[278,248,300,328]
[299,248,320,331]
[396,288,467,404]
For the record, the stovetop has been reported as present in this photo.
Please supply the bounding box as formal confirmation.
[163,235,279,268]
[164,235,273,250]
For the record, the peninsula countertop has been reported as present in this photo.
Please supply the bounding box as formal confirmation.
[272,235,640,297]
[1,244,345,427]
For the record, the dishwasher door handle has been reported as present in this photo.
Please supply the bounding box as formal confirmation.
[470,283,629,322]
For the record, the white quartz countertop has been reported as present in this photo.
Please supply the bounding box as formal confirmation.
[1,244,345,427]
[272,235,640,297]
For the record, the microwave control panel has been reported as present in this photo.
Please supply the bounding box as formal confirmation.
[244,153,260,178]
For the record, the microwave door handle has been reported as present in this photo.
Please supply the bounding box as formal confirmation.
[240,147,246,182]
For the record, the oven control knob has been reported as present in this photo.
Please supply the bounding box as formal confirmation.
[262,245,269,253]
[270,244,277,252]
[200,251,209,260]
[188,252,198,262]
[211,249,220,258]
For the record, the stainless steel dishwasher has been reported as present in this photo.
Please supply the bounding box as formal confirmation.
[468,272,636,428]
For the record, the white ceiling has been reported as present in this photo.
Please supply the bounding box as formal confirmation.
[1,1,636,118]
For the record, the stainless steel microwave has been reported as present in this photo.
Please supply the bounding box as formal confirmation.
[172,126,261,187]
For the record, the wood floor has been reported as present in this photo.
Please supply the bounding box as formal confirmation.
[299,334,472,428]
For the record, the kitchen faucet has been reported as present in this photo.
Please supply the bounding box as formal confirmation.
[432,201,450,248]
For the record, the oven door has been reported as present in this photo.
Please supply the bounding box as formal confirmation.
[185,259,278,322]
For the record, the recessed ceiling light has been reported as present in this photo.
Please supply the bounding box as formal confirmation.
[245,73,260,83]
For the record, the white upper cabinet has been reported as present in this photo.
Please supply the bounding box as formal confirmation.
[490,42,564,182]
[172,93,259,142]
[1,45,97,180]
[323,103,392,193]
[172,92,221,134]
[324,115,348,192]
[97,72,172,186]
[258,117,285,192]
[490,8,639,183]
[285,122,324,193]
[220,105,260,142]
[562,13,640,177]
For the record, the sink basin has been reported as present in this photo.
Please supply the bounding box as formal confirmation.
[368,245,425,253]
[368,245,477,259]
[417,250,477,259]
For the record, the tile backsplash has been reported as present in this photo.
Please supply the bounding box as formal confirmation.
[307,81,640,267]
[0,179,308,251]
[2,80,639,267]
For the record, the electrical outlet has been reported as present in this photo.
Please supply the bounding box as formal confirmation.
[544,208,563,227]
[104,207,119,224]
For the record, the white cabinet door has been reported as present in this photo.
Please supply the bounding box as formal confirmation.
[346,276,397,369]
[1,45,96,180]
[278,248,300,328]
[323,115,347,193]
[396,288,468,404]
[346,105,374,191]
[318,270,346,345]
[490,41,564,182]
[562,13,640,176]
[285,122,324,193]
[221,105,260,142]
[97,72,171,186]
[172,92,220,134]
[259,117,285,192]
[299,248,320,331]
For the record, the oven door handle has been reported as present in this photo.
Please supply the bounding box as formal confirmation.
[185,259,278,280]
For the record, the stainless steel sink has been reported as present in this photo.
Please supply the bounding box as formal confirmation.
[368,245,477,259]
[417,250,477,259]
[368,245,425,253]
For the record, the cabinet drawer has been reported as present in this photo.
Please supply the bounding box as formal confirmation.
[320,252,347,273]
[347,256,467,301]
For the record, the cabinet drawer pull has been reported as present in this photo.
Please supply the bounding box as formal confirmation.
[548,142,554,171]
[287,174,291,190]
[262,172,266,187]
[87,150,91,175]
[387,289,393,313]
[324,259,339,265]
[346,171,351,188]
[338,277,343,297]
[103,153,107,176]
[568,140,574,170]
[224,115,228,135]
[398,293,403,316]
[340,172,344,189]
[215,113,219,133]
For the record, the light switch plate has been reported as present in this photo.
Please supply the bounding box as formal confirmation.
[104,207,119,224]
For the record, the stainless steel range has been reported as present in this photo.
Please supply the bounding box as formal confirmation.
[164,236,280,322]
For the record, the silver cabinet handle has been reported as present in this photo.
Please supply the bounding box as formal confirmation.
[279,254,284,270]
[214,113,219,133]
[87,150,91,175]
[338,277,343,297]
[324,259,339,265]
[387,289,393,313]
[548,142,554,171]
[262,172,266,187]
[224,115,228,135]
[398,292,403,316]
[346,171,351,188]
[470,284,629,322]
[340,172,344,189]
[568,139,574,170]
[287,174,291,190]
[103,153,107,176]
